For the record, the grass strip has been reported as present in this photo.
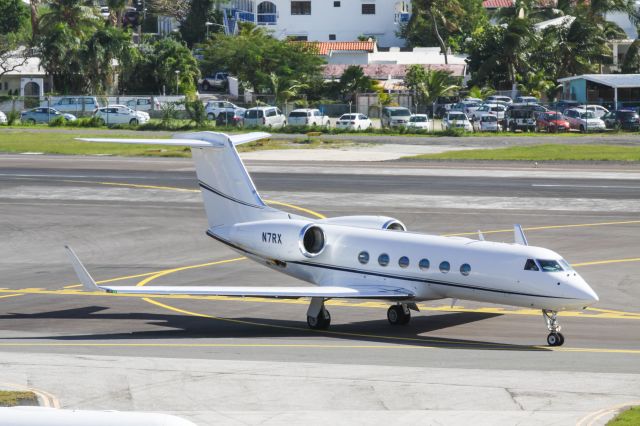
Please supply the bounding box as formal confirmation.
[0,391,38,407]
[607,406,640,425]
[405,144,640,162]
[0,131,350,157]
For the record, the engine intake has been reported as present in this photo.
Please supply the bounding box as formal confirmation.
[383,219,406,232]
[299,224,326,257]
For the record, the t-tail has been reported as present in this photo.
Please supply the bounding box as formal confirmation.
[78,132,291,228]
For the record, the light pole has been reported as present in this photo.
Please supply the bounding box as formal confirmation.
[205,21,213,39]
[175,70,180,95]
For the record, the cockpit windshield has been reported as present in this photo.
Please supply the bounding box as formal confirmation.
[524,259,539,271]
[559,259,573,271]
[537,259,564,272]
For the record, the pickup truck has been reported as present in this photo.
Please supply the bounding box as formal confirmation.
[199,72,228,91]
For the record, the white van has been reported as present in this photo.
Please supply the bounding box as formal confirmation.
[50,96,101,113]
[287,109,330,127]
[243,106,286,128]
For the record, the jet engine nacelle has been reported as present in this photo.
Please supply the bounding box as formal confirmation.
[317,215,406,232]
[228,219,327,260]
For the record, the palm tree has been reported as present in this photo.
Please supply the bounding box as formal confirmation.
[413,0,465,64]
[269,72,308,107]
[405,65,459,119]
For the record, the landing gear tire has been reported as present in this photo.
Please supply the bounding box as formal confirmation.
[387,305,410,325]
[307,308,331,330]
[547,332,564,346]
[542,309,564,346]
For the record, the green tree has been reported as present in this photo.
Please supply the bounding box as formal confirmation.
[404,65,459,115]
[201,24,324,95]
[180,0,220,47]
[468,85,495,99]
[401,0,487,54]
[338,65,375,102]
[621,39,640,73]
[121,37,200,94]
[269,72,308,105]
[0,0,29,34]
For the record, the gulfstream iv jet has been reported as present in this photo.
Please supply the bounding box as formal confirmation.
[67,132,599,347]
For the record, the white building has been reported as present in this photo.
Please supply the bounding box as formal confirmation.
[218,0,412,47]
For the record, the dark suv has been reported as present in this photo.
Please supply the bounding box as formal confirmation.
[602,110,640,131]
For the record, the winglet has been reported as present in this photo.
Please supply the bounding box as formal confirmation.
[64,246,102,292]
[514,225,528,246]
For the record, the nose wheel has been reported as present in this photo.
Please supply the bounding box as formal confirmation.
[387,304,411,325]
[542,309,564,346]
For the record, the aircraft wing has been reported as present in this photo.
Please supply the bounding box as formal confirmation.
[65,246,413,300]
[95,285,413,300]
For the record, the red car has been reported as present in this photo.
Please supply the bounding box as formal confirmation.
[536,111,571,132]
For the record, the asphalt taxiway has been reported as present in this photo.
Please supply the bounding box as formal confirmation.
[0,154,639,425]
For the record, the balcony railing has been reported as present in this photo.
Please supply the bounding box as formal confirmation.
[257,13,277,25]
[395,12,411,23]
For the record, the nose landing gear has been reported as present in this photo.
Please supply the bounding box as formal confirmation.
[543,309,564,346]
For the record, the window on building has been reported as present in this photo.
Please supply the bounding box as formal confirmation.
[288,35,308,41]
[329,34,336,40]
[291,1,311,15]
[333,1,340,6]
[362,3,376,14]
[3,82,7,90]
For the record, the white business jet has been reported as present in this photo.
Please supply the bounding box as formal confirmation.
[67,132,599,347]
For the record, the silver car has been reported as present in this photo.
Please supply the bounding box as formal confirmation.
[20,107,77,124]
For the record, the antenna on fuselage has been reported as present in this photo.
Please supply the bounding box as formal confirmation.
[514,224,528,246]
[478,230,485,241]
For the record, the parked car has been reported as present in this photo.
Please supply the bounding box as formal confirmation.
[215,110,244,127]
[287,108,331,127]
[536,111,571,132]
[584,104,610,118]
[442,111,473,132]
[564,108,606,132]
[485,95,513,105]
[335,113,372,130]
[601,109,640,131]
[381,106,412,128]
[122,7,139,27]
[515,96,539,104]
[407,114,432,130]
[125,98,160,112]
[451,101,481,116]
[471,103,506,121]
[475,113,501,132]
[93,105,150,125]
[504,107,536,132]
[50,96,101,114]
[199,72,229,91]
[243,106,286,128]
[204,100,245,120]
[553,100,582,113]
[0,111,6,124]
[21,107,76,124]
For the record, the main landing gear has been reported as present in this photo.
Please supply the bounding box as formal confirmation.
[387,304,411,325]
[306,297,331,330]
[543,309,565,346]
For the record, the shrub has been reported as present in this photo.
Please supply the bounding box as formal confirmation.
[48,116,67,127]
[6,110,20,125]
[185,99,206,127]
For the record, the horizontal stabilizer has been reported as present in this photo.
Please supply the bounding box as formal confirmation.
[97,285,414,300]
[76,131,272,148]
[229,132,271,146]
[76,138,214,147]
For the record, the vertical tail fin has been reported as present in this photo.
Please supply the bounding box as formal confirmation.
[77,131,289,228]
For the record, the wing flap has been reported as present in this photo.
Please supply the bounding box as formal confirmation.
[99,285,414,300]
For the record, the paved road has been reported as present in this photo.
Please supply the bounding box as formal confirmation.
[0,155,639,425]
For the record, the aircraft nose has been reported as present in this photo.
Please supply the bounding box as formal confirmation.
[575,281,599,306]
